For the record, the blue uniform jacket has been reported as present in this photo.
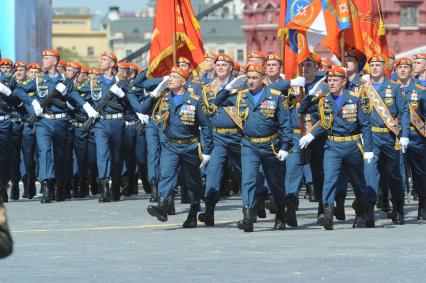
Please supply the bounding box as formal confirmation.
[214,86,292,151]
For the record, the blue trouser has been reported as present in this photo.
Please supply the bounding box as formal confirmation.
[73,125,89,179]
[309,136,326,201]
[22,124,37,181]
[204,132,242,202]
[285,133,305,197]
[123,122,138,177]
[145,120,161,185]
[0,119,12,183]
[136,125,147,168]
[407,131,426,199]
[241,138,285,208]
[303,164,312,183]
[157,142,202,204]
[35,117,69,181]
[88,129,98,179]
[364,132,404,203]
[322,140,368,206]
[65,122,75,180]
[9,120,23,182]
[93,118,125,181]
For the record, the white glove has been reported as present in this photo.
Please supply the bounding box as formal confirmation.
[83,102,99,118]
[136,113,149,124]
[361,74,370,82]
[200,154,211,168]
[276,150,289,161]
[308,76,326,96]
[364,152,374,163]
[290,76,305,87]
[31,99,43,116]
[110,84,125,98]
[151,76,169,98]
[279,74,286,80]
[55,83,67,96]
[299,133,315,149]
[0,82,12,96]
[399,137,409,153]
[225,75,246,91]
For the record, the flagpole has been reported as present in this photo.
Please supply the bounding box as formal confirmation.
[340,33,345,66]
[172,0,178,64]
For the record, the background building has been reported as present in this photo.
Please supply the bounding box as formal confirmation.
[52,7,108,66]
[0,0,51,63]
[243,0,426,58]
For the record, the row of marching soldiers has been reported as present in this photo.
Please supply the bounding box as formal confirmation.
[0,48,425,232]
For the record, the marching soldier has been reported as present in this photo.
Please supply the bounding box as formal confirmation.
[304,66,374,230]
[247,51,267,66]
[201,53,216,84]
[362,54,410,225]
[394,57,426,220]
[27,63,41,80]
[213,64,294,232]
[197,54,242,226]
[11,50,98,203]
[413,53,426,87]
[147,66,213,228]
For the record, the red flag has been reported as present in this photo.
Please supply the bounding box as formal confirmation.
[353,0,390,71]
[148,0,205,78]
[321,0,365,59]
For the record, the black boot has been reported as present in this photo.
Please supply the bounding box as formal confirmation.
[334,195,346,221]
[198,199,216,226]
[237,207,254,232]
[147,197,168,222]
[167,193,176,215]
[318,204,334,230]
[139,166,150,194]
[274,205,286,230]
[40,180,52,203]
[285,196,298,227]
[29,178,36,199]
[55,180,66,202]
[392,200,405,225]
[71,177,80,198]
[180,186,190,204]
[90,177,99,195]
[183,204,200,228]
[255,193,267,219]
[365,202,376,228]
[149,183,158,202]
[11,181,20,200]
[98,180,112,202]
[22,176,29,199]
[79,178,89,198]
[306,183,317,202]
[120,176,132,197]
[111,178,121,201]
[352,199,367,228]
[0,182,8,203]
[64,179,72,199]
[131,174,139,195]
[418,198,426,220]
[265,194,277,214]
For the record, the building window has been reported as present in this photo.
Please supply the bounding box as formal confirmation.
[237,49,244,62]
[400,7,418,28]
[87,47,94,56]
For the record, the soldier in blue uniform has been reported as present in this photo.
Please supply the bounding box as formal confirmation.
[301,66,374,230]
[11,50,98,203]
[197,54,241,226]
[0,64,17,201]
[8,61,26,200]
[147,66,213,228]
[200,53,216,84]
[362,54,410,225]
[394,57,426,220]
[413,53,426,87]
[214,64,293,232]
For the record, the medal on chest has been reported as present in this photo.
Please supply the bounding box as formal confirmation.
[180,102,196,125]
[384,86,394,106]
[260,97,276,118]
[342,102,357,122]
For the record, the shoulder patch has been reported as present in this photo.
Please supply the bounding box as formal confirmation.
[190,93,200,101]
[415,83,426,90]
[269,88,281,96]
